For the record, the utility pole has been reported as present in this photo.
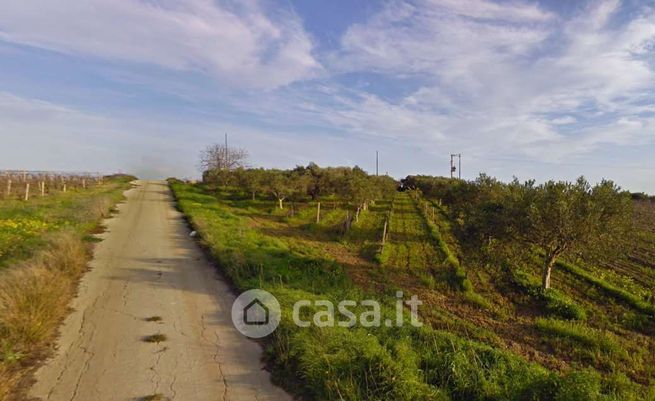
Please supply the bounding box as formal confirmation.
[376,151,379,176]
[450,153,461,179]
[224,133,228,170]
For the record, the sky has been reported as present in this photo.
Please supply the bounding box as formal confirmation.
[0,0,654,192]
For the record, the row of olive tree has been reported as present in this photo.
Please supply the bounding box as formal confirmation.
[230,165,397,209]
[404,174,633,290]
[199,144,397,209]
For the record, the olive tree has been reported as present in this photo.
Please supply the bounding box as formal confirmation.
[234,168,266,200]
[265,170,294,209]
[517,177,632,290]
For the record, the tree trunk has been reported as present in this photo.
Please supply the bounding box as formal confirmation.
[252,191,256,200]
[542,255,557,290]
[278,198,284,209]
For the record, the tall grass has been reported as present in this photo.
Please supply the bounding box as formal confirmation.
[535,318,625,357]
[0,233,86,398]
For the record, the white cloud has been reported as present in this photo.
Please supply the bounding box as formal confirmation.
[550,116,577,125]
[327,0,655,160]
[0,0,321,89]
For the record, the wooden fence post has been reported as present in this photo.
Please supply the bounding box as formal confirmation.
[344,211,351,233]
[24,183,30,201]
[6,179,11,198]
[382,218,388,245]
[316,202,321,223]
[63,183,67,193]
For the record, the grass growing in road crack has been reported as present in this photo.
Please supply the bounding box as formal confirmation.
[143,334,167,343]
[140,394,167,401]
[145,316,163,322]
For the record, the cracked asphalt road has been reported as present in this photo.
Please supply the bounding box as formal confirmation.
[28,180,292,401]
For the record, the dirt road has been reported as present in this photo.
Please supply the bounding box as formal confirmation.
[28,180,292,401]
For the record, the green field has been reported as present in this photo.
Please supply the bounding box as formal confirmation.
[171,179,655,401]
[0,177,133,269]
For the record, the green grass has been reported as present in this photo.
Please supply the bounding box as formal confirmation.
[510,265,587,321]
[0,176,132,268]
[170,180,654,401]
[534,318,635,372]
[535,318,623,355]
[412,193,473,292]
[555,259,655,318]
[382,192,442,270]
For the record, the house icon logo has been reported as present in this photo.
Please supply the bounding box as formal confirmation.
[243,298,269,326]
[232,289,280,338]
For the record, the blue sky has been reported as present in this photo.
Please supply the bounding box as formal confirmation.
[1,0,654,192]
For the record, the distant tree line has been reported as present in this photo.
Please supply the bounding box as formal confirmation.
[200,144,397,210]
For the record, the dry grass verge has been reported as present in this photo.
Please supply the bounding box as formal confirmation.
[0,231,88,399]
[0,176,132,400]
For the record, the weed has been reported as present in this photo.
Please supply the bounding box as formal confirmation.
[143,334,167,343]
[140,394,167,401]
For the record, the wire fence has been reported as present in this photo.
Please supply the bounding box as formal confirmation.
[0,170,104,201]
